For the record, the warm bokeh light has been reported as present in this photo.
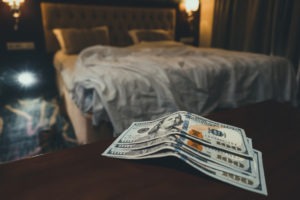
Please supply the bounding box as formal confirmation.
[184,0,200,13]
[2,0,25,30]
[199,0,215,47]
[2,0,25,10]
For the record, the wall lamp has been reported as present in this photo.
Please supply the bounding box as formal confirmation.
[2,0,25,30]
[179,0,200,45]
[180,0,200,28]
[183,0,200,16]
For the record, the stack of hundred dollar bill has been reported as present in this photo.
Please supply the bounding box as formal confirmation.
[102,111,267,195]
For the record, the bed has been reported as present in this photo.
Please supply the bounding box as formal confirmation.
[41,2,297,144]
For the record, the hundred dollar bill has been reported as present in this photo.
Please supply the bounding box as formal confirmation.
[117,135,253,154]
[103,139,256,178]
[116,111,253,158]
[174,149,267,196]
[247,138,253,148]
[115,134,256,176]
[102,142,266,195]
[175,112,253,157]
[116,114,180,143]
[132,149,266,196]
[177,135,256,176]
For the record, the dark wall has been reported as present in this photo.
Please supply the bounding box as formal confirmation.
[0,0,43,52]
[0,0,193,54]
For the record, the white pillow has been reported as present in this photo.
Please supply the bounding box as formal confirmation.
[128,29,173,44]
[53,26,110,54]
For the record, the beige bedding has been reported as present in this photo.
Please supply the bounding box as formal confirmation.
[53,51,77,94]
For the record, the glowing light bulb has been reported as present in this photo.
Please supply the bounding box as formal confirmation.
[185,0,200,13]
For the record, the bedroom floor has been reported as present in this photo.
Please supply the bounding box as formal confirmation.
[0,79,78,164]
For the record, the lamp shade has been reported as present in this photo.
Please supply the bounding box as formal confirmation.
[185,0,200,13]
[2,0,25,10]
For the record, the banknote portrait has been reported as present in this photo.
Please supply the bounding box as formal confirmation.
[147,113,183,136]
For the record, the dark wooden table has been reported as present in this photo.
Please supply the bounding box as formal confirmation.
[0,101,299,200]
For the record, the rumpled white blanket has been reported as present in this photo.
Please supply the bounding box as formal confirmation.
[70,41,297,135]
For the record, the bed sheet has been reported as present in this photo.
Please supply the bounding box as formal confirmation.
[56,42,297,136]
[54,51,107,118]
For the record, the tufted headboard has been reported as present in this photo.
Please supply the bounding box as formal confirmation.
[40,2,176,53]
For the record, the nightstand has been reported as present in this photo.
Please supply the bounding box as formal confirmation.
[0,51,57,101]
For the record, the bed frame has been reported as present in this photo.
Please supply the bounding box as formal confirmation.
[41,2,177,144]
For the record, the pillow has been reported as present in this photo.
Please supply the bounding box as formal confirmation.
[53,26,110,54]
[128,29,173,44]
